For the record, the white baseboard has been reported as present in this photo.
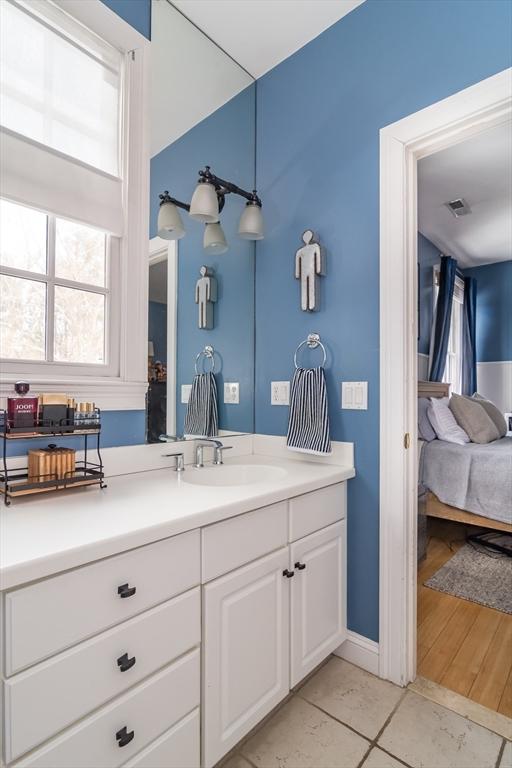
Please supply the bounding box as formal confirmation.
[334,630,380,677]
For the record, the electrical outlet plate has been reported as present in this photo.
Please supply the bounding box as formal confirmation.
[341,381,368,410]
[181,384,192,404]
[271,381,290,406]
[224,382,240,404]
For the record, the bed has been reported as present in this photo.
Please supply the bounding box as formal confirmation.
[418,380,512,533]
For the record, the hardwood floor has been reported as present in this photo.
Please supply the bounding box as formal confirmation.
[417,519,512,716]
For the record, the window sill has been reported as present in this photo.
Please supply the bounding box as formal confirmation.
[0,374,147,411]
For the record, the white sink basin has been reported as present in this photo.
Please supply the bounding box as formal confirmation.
[182,464,287,487]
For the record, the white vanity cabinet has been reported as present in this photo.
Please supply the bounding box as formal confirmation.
[1,478,348,768]
[289,520,346,686]
[202,548,291,767]
[201,482,347,768]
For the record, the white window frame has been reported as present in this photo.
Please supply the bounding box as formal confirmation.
[433,267,464,394]
[1,205,120,376]
[0,0,149,411]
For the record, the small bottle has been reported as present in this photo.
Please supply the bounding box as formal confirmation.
[7,381,39,430]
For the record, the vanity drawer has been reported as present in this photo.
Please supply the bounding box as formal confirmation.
[14,648,200,768]
[289,483,346,542]
[4,588,200,762]
[201,502,288,582]
[122,708,199,768]
[5,530,200,675]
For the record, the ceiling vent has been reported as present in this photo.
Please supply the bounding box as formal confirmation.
[445,198,471,218]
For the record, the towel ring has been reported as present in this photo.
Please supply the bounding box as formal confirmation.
[195,345,215,374]
[294,333,327,369]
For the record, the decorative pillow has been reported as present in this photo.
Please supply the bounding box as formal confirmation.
[472,393,507,438]
[418,398,436,441]
[449,393,500,444]
[428,397,470,445]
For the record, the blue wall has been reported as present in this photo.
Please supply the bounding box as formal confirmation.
[463,261,512,363]
[151,85,256,435]
[5,411,146,457]
[254,0,512,641]
[418,234,440,356]
[100,0,151,39]
[149,301,167,363]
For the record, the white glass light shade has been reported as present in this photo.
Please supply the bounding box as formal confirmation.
[189,182,219,223]
[238,202,264,240]
[204,222,228,255]
[157,201,185,240]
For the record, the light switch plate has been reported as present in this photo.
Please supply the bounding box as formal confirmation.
[181,384,192,404]
[271,381,290,406]
[341,381,368,410]
[224,382,240,404]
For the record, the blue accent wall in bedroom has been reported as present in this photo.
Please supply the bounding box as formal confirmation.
[463,261,512,363]
[254,0,511,641]
[418,234,440,356]
[149,301,167,363]
[150,85,256,435]
[100,0,151,39]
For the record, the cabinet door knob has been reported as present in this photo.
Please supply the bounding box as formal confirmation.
[295,561,306,570]
[282,568,294,578]
[116,726,134,747]
[117,583,136,598]
[117,652,136,672]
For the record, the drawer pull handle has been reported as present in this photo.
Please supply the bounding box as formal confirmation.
[116,726,134,747]
[117,652,136,672]
[282,568,294,578]
[117,583,136,598]
[295,561,306,570]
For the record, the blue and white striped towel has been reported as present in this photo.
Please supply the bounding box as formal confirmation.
[184,372,218,438]
[286,367,331,455]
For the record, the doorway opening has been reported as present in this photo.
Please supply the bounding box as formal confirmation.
[379,67,512,689]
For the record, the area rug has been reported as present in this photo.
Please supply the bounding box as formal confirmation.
[425,544,512,614]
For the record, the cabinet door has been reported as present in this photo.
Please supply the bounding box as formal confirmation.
[290,521,346,687]
[203,547,290,768]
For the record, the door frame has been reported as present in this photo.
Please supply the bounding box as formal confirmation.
[149,236,178,437]
[379,67,512,686]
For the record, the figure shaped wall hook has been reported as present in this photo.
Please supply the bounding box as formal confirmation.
[295,230,324,312]
[195,265,217,329]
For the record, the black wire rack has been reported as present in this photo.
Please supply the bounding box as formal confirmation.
[1,409,107,506]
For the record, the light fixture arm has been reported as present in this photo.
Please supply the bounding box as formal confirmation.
[158,191,190,212]
[198,166,262,207]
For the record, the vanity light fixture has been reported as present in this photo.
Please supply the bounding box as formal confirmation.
[158,166,264,251]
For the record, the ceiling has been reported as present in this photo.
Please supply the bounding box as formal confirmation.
[172,0,365,79]
[418,121,512,268]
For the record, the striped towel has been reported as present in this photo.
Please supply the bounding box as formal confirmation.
[184,372,218,438]
[286,367,331,455]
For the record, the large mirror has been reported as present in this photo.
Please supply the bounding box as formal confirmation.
[146,1,256,442]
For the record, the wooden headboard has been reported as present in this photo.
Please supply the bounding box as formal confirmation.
[418,380,450,399]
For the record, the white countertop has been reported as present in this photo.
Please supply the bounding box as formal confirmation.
[0,454,354,590]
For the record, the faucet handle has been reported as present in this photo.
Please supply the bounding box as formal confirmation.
[214,446,233,465]
[162,452,185,472]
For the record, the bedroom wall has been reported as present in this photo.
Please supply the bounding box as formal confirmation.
[463,260,512,412]
[417,233,440,379]
[254,0,512,642]
[148,301,167,364]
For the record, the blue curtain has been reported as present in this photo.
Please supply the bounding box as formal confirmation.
[462,276,477,395]
[429,255,457,381]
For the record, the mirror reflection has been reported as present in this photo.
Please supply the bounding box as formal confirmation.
[146,0,257,442]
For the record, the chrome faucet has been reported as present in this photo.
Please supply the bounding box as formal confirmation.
[195,439,223,468]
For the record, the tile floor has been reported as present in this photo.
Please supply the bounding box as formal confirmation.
[221,657,512,768]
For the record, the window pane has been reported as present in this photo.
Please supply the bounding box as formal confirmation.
[0,1,121,176]
[55,219,106,287]
[0,198,47,273]
[54,286,105,364]
[0,275,46,360]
